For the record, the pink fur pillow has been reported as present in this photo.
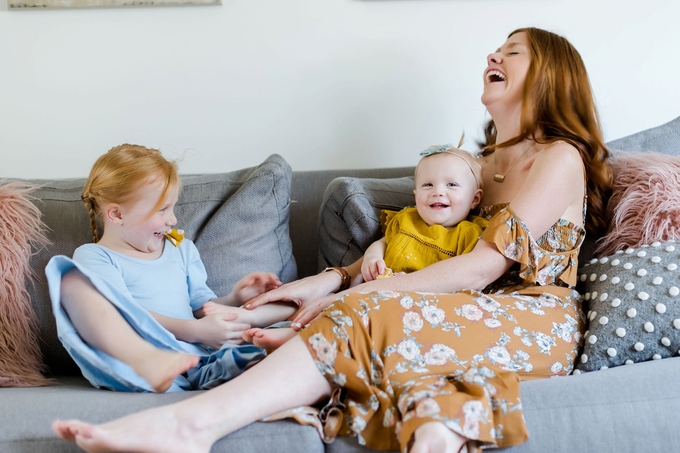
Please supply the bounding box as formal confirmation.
[595,152,680,257]
[0,182,51,387]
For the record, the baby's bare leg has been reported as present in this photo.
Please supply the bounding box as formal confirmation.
[60,269,198,393]
[202,302,296,328]
[52,336,331,453]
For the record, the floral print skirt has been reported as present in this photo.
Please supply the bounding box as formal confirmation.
[292,285,583,452]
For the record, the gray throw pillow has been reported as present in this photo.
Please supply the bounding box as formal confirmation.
[24,153,296,375]
[574,241,680,373]
[317,176,415,270]
[607,115,680,156]
[180,154,297,297]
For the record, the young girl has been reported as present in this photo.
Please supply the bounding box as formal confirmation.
[244,146,489,350]
[45,144,297,393]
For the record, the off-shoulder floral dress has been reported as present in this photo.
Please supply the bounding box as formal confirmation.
[279,204,586,452]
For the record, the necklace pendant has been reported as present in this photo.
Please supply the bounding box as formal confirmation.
[493,173,505,183]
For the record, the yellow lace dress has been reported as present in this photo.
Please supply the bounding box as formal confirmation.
[284,204,586,452]
[381,207,489,274]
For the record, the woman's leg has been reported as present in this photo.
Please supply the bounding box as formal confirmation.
[60,269,199,392]
[52,335,332,453]
[411,422,468,453]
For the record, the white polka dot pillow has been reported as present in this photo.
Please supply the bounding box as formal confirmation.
[574,241,680,373]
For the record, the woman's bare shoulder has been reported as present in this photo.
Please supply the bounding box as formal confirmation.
[535,140,583,168]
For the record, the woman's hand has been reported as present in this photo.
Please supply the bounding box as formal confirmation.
[242,272,338,311]
[288,293,340,330]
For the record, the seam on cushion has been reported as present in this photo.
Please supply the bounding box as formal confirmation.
[523,387,680,412]
[269,171,288,271]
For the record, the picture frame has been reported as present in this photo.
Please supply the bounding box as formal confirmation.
[8,0,220,9]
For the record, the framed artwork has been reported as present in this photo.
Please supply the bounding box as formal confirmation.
[9,0,219,8]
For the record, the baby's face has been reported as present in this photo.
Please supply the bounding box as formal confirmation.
[414,153,482,228]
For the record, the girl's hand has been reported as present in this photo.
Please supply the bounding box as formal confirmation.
[232,272,281,305]
[192,313,251,349]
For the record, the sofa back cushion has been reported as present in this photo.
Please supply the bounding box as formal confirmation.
[24,154,296,376]
[606,115,680,156]
[318,176,415,269]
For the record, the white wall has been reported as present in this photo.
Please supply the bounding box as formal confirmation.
[1,0,679,179]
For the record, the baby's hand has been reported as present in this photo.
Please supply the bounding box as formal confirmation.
[361,257,387,282]
[233,272,282,305]
[375,268,394,279]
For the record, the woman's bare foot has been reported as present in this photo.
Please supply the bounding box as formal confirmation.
[52,403,215,453]
[410,421,467,453]
[134,350,199,393]
[242,327,296,351]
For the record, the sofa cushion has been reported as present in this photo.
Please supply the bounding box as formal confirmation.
[0,376,323,453]
[607,115,680,156]
[317,176,415,269]
[593,152,680,257]
[575,241,680,372]
[23,154,296,376]
[0,182,51,387]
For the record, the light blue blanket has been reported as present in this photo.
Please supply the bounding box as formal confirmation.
[46,255,265,392]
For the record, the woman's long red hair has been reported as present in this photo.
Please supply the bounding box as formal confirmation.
[480,27,612,235]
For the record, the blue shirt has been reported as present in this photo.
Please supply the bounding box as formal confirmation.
[73,240,216,320]
[46,238,265,392]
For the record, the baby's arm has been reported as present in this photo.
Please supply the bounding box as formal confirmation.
[361,237,388,281]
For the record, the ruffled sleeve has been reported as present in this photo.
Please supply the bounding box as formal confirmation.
[480,205,580,287]
[380,209,400,235]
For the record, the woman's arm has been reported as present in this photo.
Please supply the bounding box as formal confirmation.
[507,141,585,238]
[289,240,513,328]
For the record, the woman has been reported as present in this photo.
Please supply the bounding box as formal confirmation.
[52,27,611,453]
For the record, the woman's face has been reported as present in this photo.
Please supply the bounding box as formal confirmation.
[481,31,531,112]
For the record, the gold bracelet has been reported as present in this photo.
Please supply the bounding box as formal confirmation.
[322,266,351,293]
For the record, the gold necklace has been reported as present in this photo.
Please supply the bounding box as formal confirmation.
[492,143,535,183]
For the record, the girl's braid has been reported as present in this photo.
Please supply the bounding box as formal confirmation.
[81,193,99,243]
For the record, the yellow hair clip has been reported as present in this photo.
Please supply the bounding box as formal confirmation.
[165,228,185,247]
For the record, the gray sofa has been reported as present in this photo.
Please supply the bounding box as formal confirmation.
[2,115,680,453]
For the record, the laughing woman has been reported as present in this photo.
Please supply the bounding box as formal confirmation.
[52,27,611,453]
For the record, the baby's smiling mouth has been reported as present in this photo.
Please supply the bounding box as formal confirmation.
[430,203,449,209]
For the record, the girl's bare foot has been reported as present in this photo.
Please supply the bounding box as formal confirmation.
[242,327,296,351]
[134,350,199,393]
[52,403,215,453]
[410,421,467,453]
